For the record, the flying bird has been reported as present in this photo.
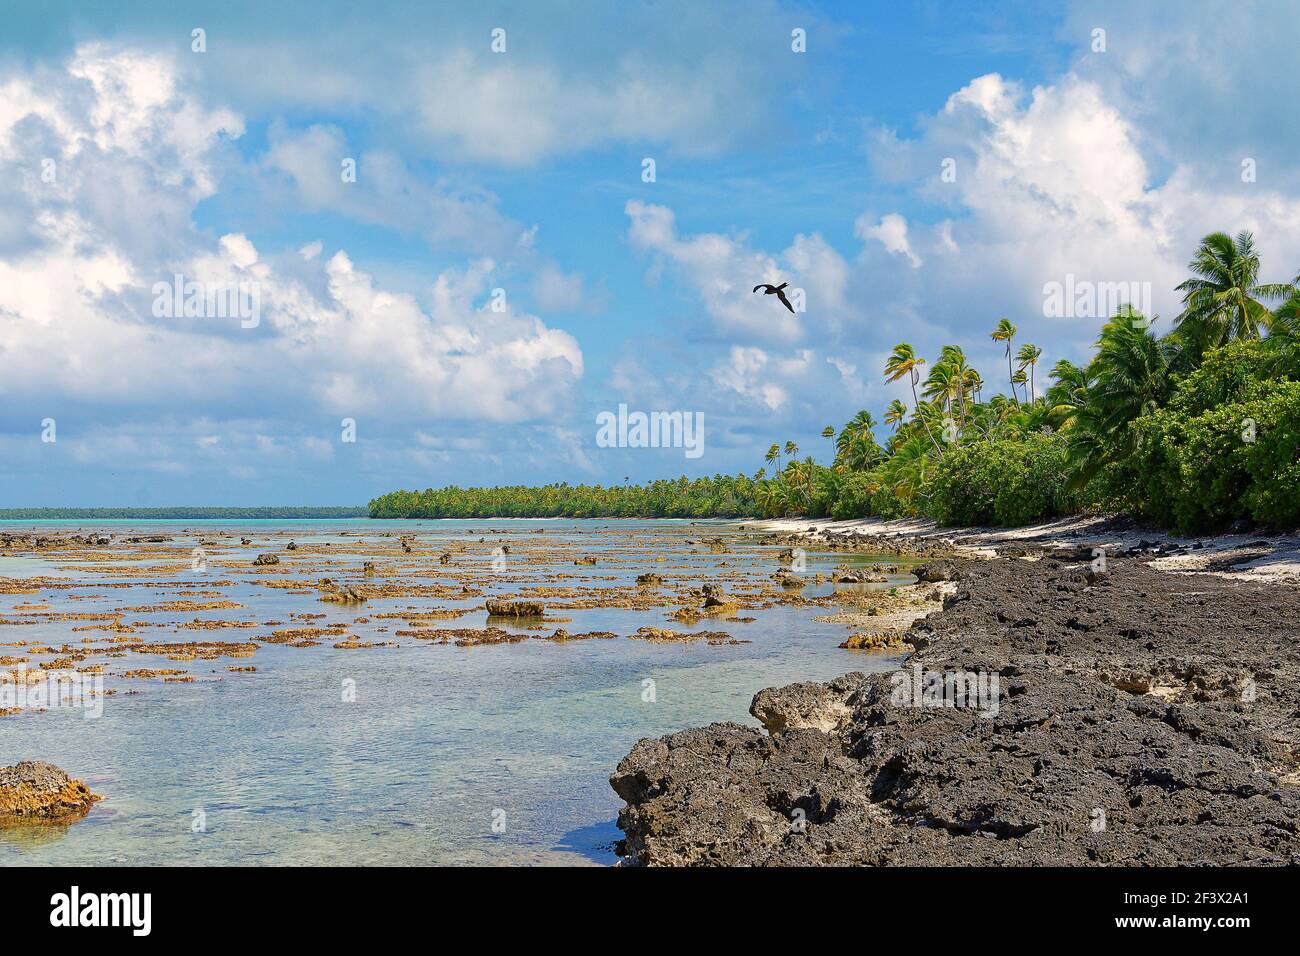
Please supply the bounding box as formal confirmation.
[753,282,795,314]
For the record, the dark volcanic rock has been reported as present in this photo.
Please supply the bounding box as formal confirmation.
[610,558,1300,865]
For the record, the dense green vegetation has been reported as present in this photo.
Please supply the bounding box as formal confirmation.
[368,478,762,519]
[372,231,1300,533]
[0,507,368,520]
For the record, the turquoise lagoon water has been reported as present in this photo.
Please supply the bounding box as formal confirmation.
[0,519,909,866]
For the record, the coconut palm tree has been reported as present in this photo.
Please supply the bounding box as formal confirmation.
[985,394,1016,437]
[879,436,934,507]
[1044,359,1091,431]
[913,398,952,447]
[1267,289,1300,375]
[885,343,942,455]
[990,318,1019,402]
[786,457,814,509]
[923,360,963,444]
[922,361,958,414]
[938,345,972,426]
[1016,343,1043,402]
[835,411,879,472]
[845,436,880,472]
[783,441,798,467]
[765,443,781,473]
[965,399,1001,440]
[1067,308,1174,485]
[1174,230,1297,363]
[754,480,779,517]
[884,399,907,431]
[821,425,835,461]
[835,411,875,452]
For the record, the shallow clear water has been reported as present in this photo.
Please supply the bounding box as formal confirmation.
[0,519,908,866]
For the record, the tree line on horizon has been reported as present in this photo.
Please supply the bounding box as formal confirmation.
[0,506,368,520]
[371,230,1300,534]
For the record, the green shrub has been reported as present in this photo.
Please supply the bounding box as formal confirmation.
[926,445,998,526]
[1242,391,1300,527]
[1168,339,1275,415]
[869,482,916,519]
[1128,378,1300,533]
[829,471,874,519]
[926,433,1075,527]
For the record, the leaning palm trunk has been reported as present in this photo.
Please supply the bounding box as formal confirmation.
[911,372,943,455]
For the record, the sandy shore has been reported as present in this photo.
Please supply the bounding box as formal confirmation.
[752,514,1300,584]
[610,520,1300,866]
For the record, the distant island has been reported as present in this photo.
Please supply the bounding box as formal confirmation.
[0,507,368,520]
[367,480,760,520]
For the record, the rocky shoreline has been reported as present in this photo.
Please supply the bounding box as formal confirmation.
[609,546,1300,865]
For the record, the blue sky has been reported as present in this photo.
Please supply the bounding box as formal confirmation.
[2,0,1299,505]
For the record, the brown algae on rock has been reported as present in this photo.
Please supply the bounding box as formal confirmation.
[0,761,101,827]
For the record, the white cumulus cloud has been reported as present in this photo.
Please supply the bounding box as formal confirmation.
[0,45,585,434]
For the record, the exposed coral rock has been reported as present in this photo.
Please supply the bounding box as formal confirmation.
[253,553,280,566]
[0,761,101,825]
[700,584,734,608]
[611,558,1300,866]
[912,560,960,582]
[332,636,391,649]
[485,598,544,617]
[450,628,528,647]
[121,668,188,679]
[537,628,617,642]
[750,674,866,734]
[320,586,367,604]
[129,640,256,660]
[831,568,887,584]
[629,627,742,645]
[839,632,912,651]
